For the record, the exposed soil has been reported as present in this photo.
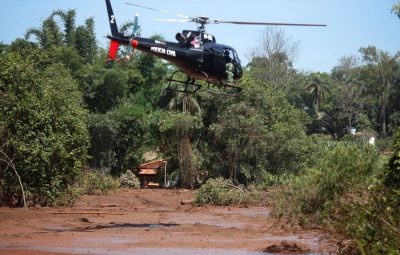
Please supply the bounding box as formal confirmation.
[0,189,337,254]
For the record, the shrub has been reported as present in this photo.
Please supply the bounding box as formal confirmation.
[343,132,400,254]
[73,171,120,196]
[273,142,380,225]
[0,51,88,206]
[119,170,140,188]
[194,177,269,206]
[194,178,245,206]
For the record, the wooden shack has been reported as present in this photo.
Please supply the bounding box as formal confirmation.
[138,159,167,189]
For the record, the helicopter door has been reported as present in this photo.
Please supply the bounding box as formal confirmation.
[210,48,226,79]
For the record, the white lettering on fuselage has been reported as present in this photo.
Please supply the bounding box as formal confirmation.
[150,47,176,57]
[203,34,213,41]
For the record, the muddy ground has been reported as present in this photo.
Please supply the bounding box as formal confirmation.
[0,189,337,255]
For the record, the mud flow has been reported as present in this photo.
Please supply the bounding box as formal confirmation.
[0,189,337,254]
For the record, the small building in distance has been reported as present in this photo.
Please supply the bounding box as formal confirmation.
[138,160,167,189]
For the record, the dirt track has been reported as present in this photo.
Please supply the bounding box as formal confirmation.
[0,189,337,254]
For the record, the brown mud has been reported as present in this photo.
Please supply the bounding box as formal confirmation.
[0,189,337,254]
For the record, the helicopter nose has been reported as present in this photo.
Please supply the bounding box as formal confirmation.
[131,39,139,49]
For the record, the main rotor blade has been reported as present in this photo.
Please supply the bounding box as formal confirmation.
[125,3,189,19]
[213,20,326,27]
[154,18,191,23]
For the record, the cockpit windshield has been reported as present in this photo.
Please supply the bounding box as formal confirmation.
[224,48,241,64]
[232,49,240,64]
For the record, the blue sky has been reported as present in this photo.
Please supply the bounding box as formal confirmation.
[0,0,399,72]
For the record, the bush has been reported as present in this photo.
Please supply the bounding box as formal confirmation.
[343,132,400,254]
[73,171,120,196]
[194,177,269,206]
[256,172,293,190]
[0,51,88,206]
[194,178,245,206]
[273,142,380,225]
[119,170,140,188]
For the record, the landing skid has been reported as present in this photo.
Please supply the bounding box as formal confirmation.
[166,70,202,93]
[165,70,241,95]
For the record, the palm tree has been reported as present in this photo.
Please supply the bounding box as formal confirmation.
[25,17,63,49]
[51,9,77,47]
[168,92,202,114]
[306,73,330,117]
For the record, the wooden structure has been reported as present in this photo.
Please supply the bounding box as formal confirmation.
[138,159,167,189]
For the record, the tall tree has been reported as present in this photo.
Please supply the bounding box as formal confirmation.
[306,73,330,117]
[332,56,365,132]
[159,112,203,188]
[168,92,201,115]
[51,9,77,47]
[25,17,63,49]
[0,50,88,205]
[248,27,299,89]
[75,17,97,63]
[359,46,400,136]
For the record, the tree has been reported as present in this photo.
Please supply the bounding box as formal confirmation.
[25,17,63,49]
[332,56,365,132]
[159,112,203,188]
[168,92,202,115]
[88,102,148,176]
[248,27,299,89]
[206,75,313,184]
[337,85,364,132]
[51,9,76,47]
[75,17,98,63]
[25,10,97,63]
[306,73,330,117]
[0,50,88,205]
[359,46,400,136]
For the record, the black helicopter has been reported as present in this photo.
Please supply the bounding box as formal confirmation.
[105,0,325,94]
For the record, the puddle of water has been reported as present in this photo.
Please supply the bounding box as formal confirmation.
[42,223,178,233]
[106,223,178,229]
[83,237,133,245]
[218,208,271,218]
[0,244,330,255]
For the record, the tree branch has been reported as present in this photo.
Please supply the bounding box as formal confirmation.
[0,151,27,212]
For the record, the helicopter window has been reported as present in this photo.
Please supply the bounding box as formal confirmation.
[191,36,201,48]
[224,49,234,63]
[233,50,240,63]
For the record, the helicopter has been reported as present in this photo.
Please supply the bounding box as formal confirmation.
[105,0,326,94]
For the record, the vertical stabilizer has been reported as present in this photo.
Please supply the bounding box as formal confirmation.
[106,0,119,36]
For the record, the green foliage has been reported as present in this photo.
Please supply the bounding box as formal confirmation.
[273,142,379,224]
[194,177,268,206]
[194,177,246,206]
[88,102,148,176]
[204,74,313,184]
[0,50,88,206]
[337,132,400,254]
[159,112,203,188]
[75,17,97,63]
[256,171,293,189]
[73,170,120,196]
[306,72,331,116]
[119,170,140,188]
